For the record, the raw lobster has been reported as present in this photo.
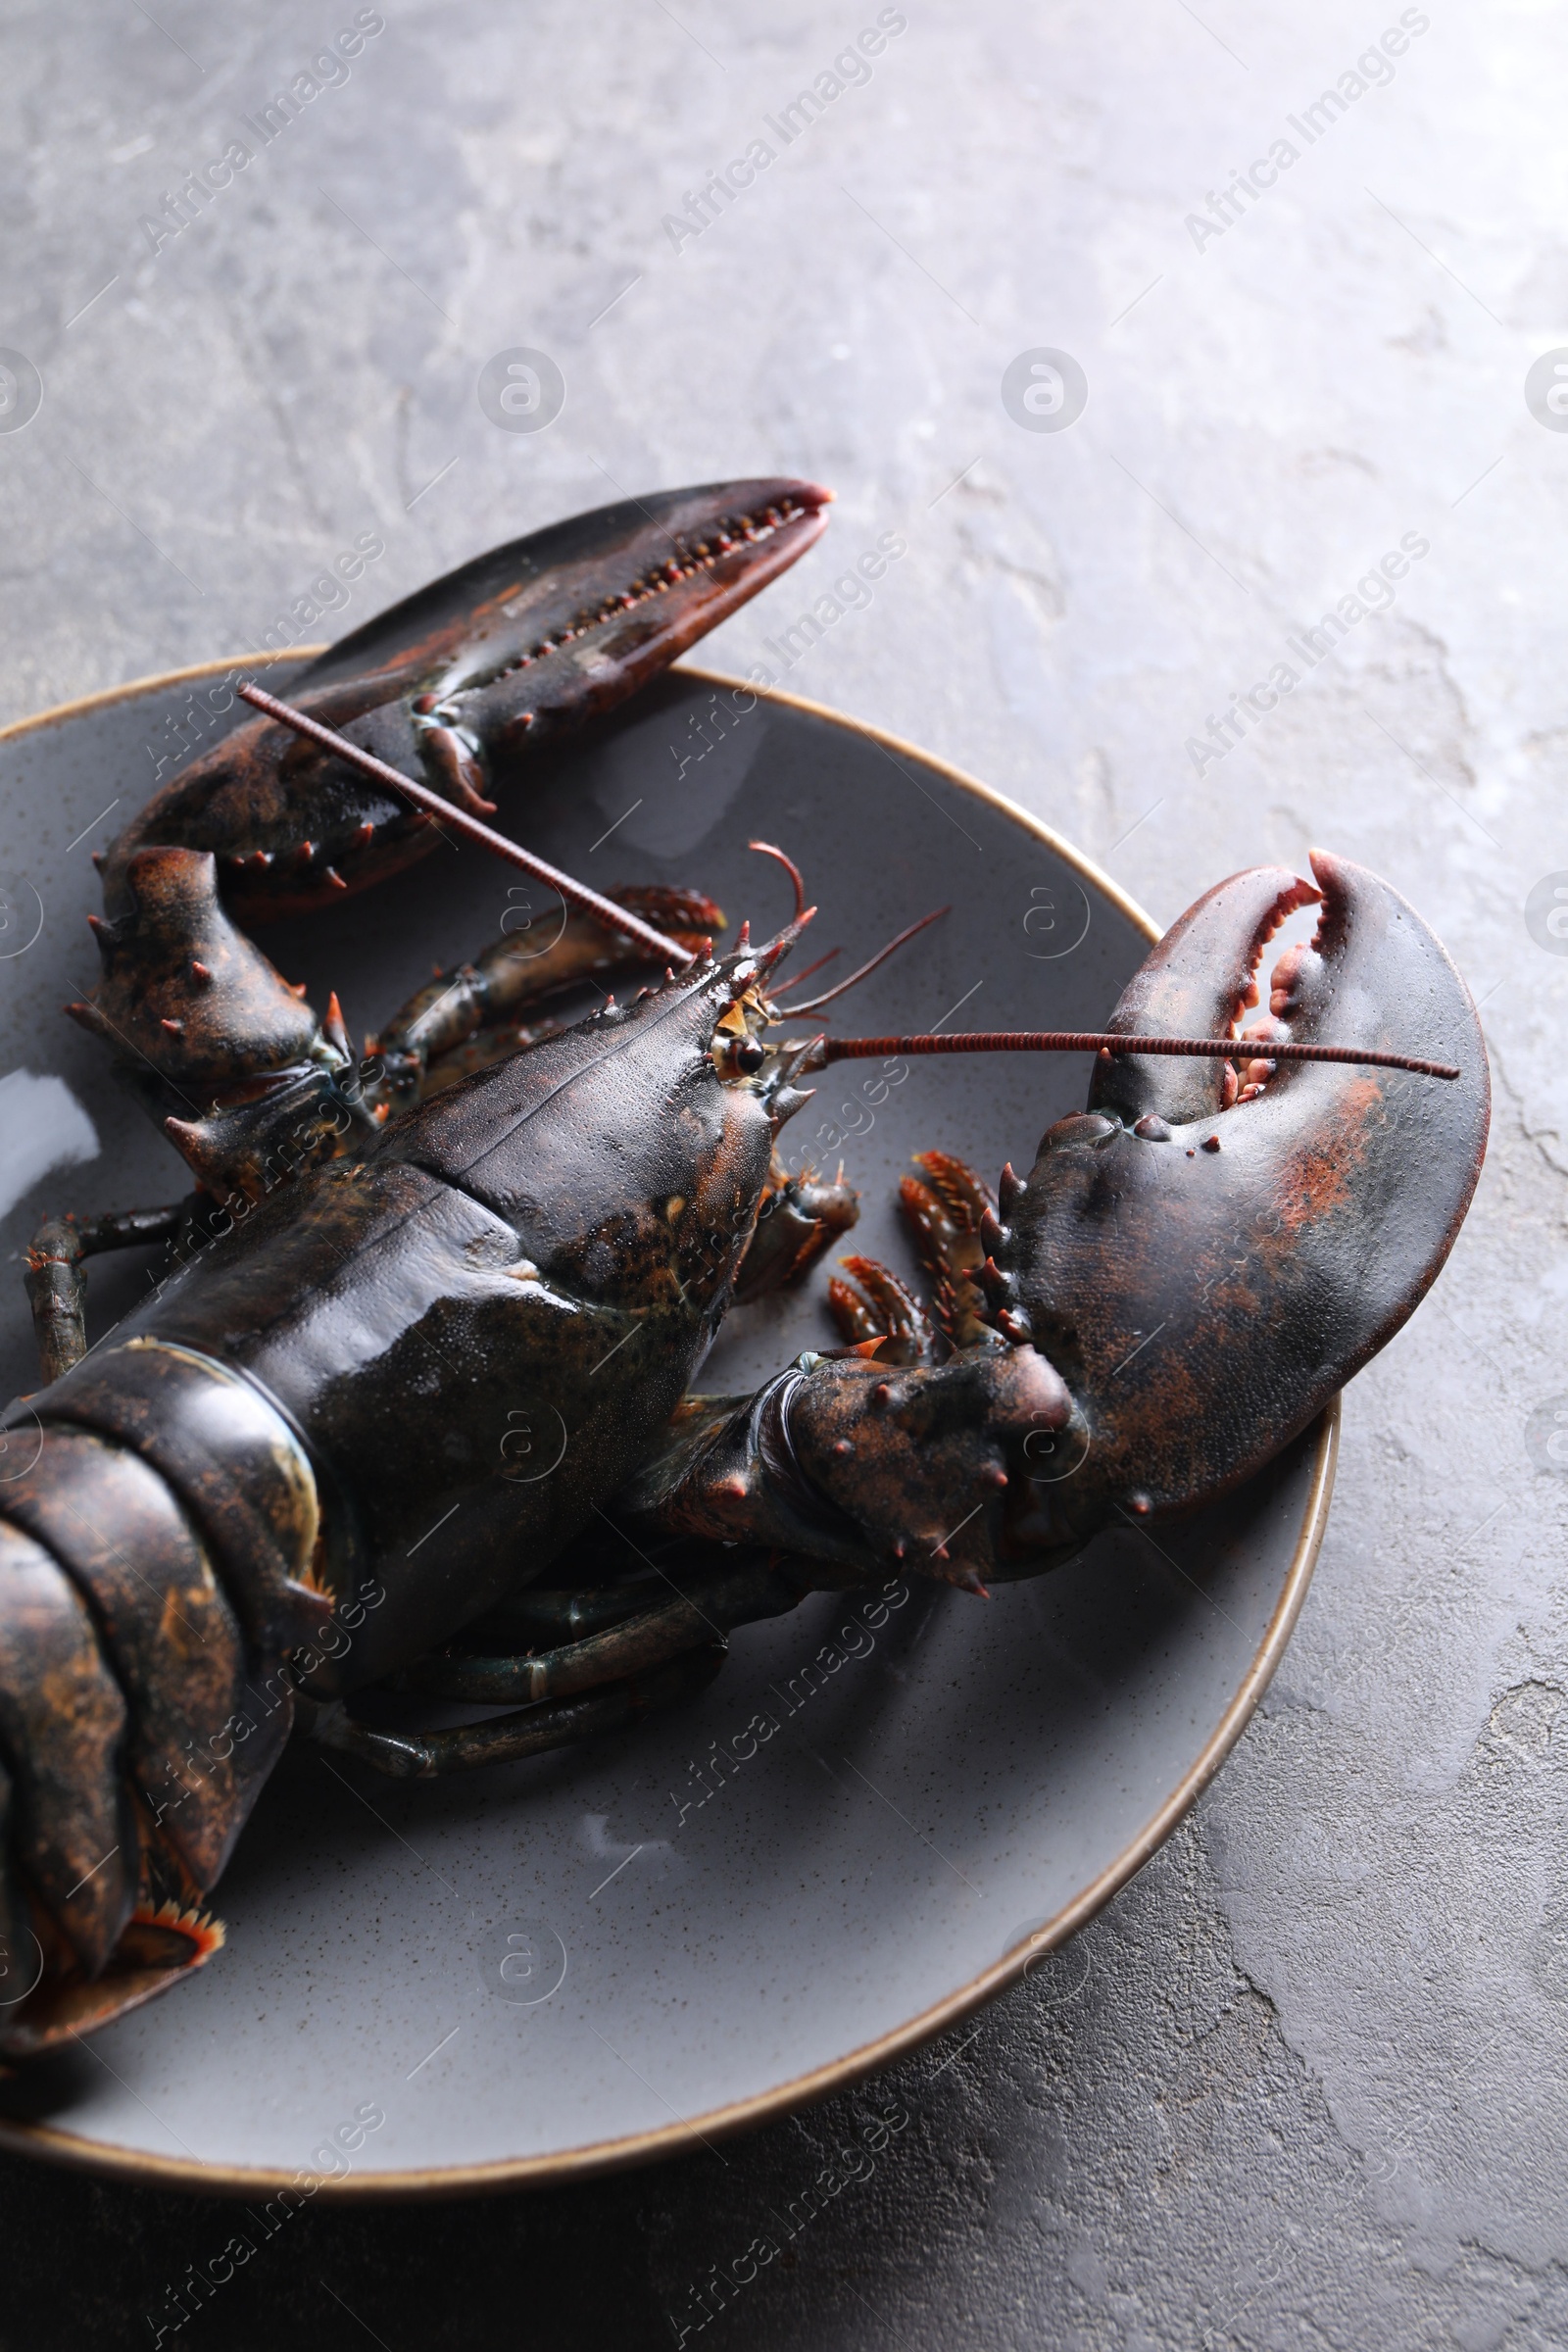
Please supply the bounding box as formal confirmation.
[0,485,1487,2059]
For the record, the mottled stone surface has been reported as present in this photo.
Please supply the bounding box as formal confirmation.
[1,0,1565,2342]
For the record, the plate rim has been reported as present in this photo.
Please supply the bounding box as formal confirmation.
[0,656,1339,2199]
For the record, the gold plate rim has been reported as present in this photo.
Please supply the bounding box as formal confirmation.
[0,656,1338,2199]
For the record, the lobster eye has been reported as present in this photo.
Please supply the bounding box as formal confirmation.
[733,1036,766,1074]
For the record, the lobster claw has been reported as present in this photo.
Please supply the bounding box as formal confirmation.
[629,854,1489,1593]
[1005,850,1490,1536]
[104,479,830,924]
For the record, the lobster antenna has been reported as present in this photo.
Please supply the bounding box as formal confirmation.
[235,681,695,968]
[797,1030,1460,1081]
[772,906,951,1015]
[768,943,842,995]
[748,840,808,919]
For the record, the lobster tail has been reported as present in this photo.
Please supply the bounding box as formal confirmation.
[0,1341,327,2057]
[0,1514,135,1974]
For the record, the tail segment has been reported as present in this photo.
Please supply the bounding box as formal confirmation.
[0,1341,327,2057]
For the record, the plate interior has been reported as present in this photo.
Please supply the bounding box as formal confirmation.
[0,664,1327,2186]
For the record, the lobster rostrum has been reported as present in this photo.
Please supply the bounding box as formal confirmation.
[0,489,1486,2059]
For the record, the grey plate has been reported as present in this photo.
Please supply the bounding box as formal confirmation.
[0,658,1334,2194]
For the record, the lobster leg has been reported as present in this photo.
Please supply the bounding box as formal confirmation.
[311,1551,835,1778]
[24,1202,192,1384]
[395,1597,716,1701]
[365,882,727,1115]
[459,1577,669,1646]
[395,1548,823,1702]
[309,1646,728,1780]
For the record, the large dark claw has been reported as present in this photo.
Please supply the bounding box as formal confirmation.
[632,853,1488,1588]
[103,478,830,924]
[1008,848,1490,1528]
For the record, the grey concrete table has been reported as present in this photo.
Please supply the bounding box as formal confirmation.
[0,2,1563,2344]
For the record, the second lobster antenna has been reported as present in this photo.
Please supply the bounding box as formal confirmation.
[796,1029,1461,1081]
[774,906,952,1014]
[742,838,954,1013]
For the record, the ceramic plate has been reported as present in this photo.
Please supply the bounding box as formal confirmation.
[0,658,1334,2193]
